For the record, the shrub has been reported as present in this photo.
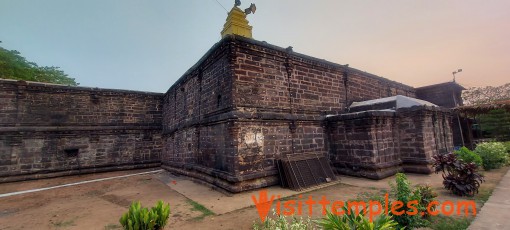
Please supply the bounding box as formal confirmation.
[315,206,398,230]
[454,146,483,167]
[475,142,508,170]
[252,211,315,230]
[503,141,510,153]
[413,184,438,218]
[119,200,170,230]
[390,173,427,229]
[433,153,484,196]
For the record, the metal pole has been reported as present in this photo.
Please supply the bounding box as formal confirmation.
[453,92,465,146]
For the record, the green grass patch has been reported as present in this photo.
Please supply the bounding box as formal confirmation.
[427,215,473,230]
[474,188,493,205]
[52,219,75,228]
[186,199,215,221]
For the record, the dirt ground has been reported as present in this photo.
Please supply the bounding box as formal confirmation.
[0,166,508,230]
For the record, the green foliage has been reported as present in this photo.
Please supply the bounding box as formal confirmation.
[253,211,315,230]
[475,142,508,170]
[119,200,170,230]
[433,153,484,196]
[151,200,170,228]
[0,46,78,85]
[413,184,438,218]
[390,173,426,229]
[477,109,510,140]
[454,147,483,167]
[503,141,510,154]
[315,207,397,230]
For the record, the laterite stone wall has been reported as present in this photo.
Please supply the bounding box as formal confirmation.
[160,35,421,192]
[0,79,163,182]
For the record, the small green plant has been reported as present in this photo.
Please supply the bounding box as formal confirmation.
[413,184,438,218]
[119,200,170,230]
[475,142,508,170]
[390,173,426,229]
[454,146,482,167]
[315,206,398,230]
[253,210,315,230]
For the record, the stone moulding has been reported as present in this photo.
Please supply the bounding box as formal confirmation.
[0,162,161,183]
[0,78,163,183]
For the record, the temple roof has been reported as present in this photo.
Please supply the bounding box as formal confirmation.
[350,95,437,112]
[415,81,466,91]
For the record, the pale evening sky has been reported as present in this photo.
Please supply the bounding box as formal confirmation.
[0,0,508,93]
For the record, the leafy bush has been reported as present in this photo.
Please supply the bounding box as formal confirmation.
[503,141,510,153]
[252,211,315,230]
[475,142,508,170]
[413,184,438,218]
[315,206,397,230]
[390,173,427,229]
[433,153,484,196]
[119,200,170,230]
[454,146,483,167]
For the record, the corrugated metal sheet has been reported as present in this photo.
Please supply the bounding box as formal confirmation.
[277,154,337,191]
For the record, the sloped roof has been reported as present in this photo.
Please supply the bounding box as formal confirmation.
[415,81,466,91]
[350,95,437,111]
[455,100,510,115]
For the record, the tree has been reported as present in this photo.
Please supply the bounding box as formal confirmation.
[477,109,510,139]
[0,45,78,86]
[461,83,510,140]
[462,83,510,105]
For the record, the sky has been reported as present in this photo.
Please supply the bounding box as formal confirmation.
[1,0,509,93]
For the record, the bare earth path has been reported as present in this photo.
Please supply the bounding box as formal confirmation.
[0,166,508,229]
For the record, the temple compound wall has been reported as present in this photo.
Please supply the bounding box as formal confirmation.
[160,35,432,193]
[0,35,456,192]
[0,79,163,182]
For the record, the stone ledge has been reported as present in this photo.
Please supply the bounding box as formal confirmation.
[0,125,162,132]
[161,164,279,193]
[0,162,161,183]
[162,162,278,183]
[0,78,164,96]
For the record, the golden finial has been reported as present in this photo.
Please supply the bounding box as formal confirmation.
[220,1,255,39]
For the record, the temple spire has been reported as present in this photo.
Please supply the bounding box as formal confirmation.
[221,1,254,39]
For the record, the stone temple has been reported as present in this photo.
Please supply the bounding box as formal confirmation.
[0,4,463,193]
